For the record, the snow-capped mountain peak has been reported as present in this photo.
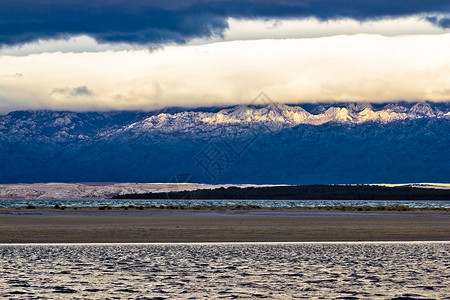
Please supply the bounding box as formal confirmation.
[409,102,437,118]
[106,101,450,138]
[1,102,449,142]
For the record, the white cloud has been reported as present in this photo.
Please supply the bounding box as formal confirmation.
[0,35,144,56]
[0,33,449,112]
[189,16,450,44]
[228,16,449,39]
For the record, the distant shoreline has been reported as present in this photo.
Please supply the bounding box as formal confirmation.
[2,205,450,212]
[1,182,449,200]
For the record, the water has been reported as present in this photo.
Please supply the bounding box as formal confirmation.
[0,242,448,299]
[1,198,449,208]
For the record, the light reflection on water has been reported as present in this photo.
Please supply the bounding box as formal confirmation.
[0,242,448,299]
[1,198,449,208]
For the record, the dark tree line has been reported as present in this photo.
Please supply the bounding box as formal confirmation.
[113,185,450,200]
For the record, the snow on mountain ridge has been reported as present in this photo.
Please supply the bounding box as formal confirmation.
[122,102,447,136]
[1,102,448,141]
[409,102,443,118]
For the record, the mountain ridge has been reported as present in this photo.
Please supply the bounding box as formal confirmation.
[1,101,449,143]
[0,101,449,184]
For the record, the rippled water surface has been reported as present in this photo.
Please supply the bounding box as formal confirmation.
[0,242,449,299]
[1,199,449,208]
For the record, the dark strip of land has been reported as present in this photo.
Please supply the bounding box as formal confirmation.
[0,207,448,243]
[113,185,450,200]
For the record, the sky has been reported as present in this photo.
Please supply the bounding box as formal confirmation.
[0,0,449,112]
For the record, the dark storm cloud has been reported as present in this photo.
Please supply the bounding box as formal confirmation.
[426,16,450,28]
[52,86,94,97]
[0,0,449,46]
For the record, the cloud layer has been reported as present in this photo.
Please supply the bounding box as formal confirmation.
[0,0,449,46]
[1,34,449,112]
[1,1,449,112]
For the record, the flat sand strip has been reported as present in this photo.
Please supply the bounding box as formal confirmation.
[0,209,449,243]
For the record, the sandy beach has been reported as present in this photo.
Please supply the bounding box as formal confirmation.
[0,207,449,243]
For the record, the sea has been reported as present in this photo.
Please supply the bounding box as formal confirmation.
[0,242,449,299]
[1,198,449,208]
[1,199,449,299]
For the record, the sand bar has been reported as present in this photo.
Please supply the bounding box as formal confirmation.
[0,207,449,243]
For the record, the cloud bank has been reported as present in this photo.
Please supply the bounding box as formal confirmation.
[1,1,449,112]
[1,34,449,112]
[0,0,449,46]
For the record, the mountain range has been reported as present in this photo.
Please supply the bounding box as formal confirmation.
[0,101,449,184]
